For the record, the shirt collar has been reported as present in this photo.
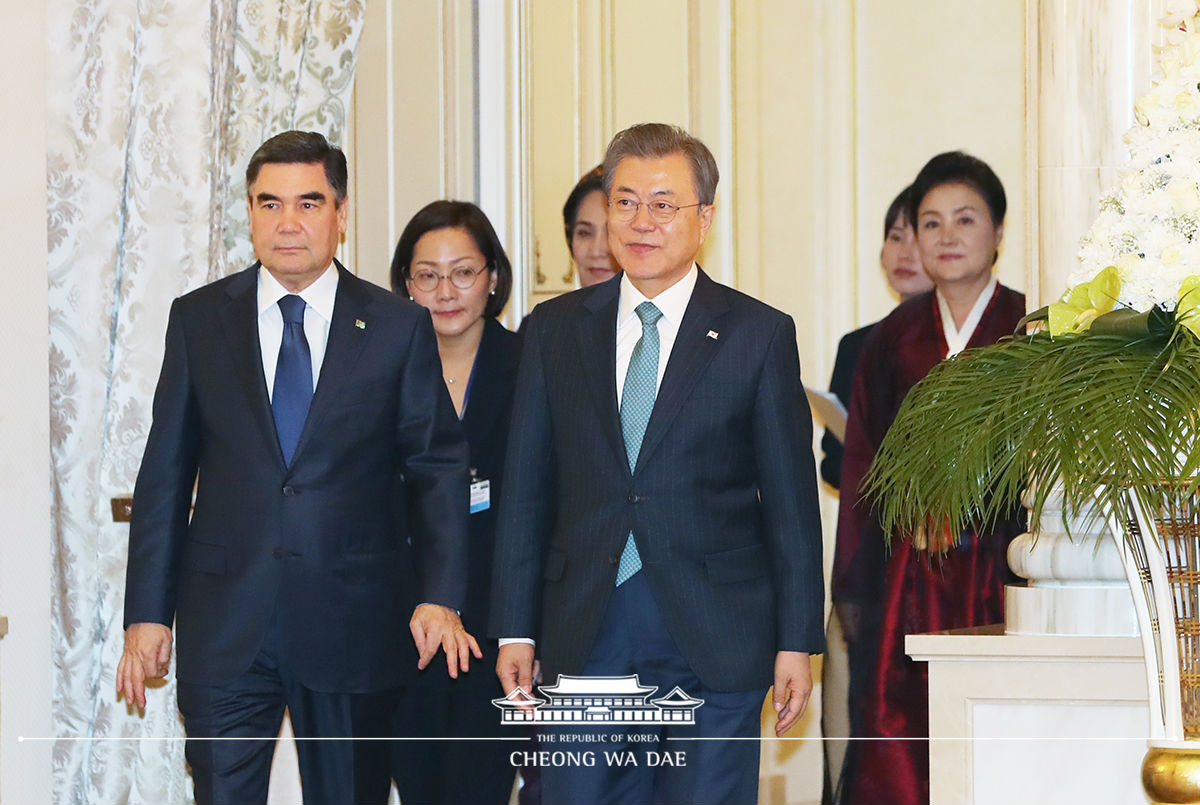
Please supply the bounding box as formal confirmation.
[936,274,998,354]
[617,264,699,327]
[258,262,339,323]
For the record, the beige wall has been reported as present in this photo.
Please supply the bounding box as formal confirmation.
[345,0,477,292]
[852,1,1026,321]
[508,1,1029,375]
[730,0,1027,380]
[347,1,1028,377]
[522,0,737,300]
[0,0,54,802]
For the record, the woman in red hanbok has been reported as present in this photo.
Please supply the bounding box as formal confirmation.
[834,152,1026,805]
[823,185,935,803]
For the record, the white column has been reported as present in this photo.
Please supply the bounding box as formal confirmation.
[1030,0,1167,307]
[1008,1,1173,634]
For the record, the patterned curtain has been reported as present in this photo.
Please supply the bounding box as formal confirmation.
[46,1,363,802]
[221,0,363,271]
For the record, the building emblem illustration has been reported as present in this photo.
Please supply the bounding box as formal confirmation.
[492,674,704,724]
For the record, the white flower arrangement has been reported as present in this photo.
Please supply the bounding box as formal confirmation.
[1074,1,1200,313]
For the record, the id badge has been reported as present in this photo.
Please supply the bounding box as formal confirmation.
[470,479,491,514]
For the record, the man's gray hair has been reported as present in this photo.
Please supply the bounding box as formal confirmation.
[602,123,719,206]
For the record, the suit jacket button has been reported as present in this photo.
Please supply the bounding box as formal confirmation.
[608,554,620,566]
[272,547,286,559]
[282,485,296,496]
[627,492,640,503]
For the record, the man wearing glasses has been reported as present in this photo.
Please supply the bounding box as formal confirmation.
[491,122,825,805]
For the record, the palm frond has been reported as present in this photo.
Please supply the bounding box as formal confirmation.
[864,319,1200,551]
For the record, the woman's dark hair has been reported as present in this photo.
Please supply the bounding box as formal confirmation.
[908,150,1006,227]
[883,185,915,239]
[562,165,604,248]
[389,201,512,319]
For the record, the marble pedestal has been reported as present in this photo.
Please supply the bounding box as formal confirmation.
[913,491,1149,803]
[909,625,1149,805]
[1005,491,1137,637]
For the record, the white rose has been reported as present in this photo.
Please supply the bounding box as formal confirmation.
[1134,97,1152,127]
[1183,33,1200,66]
[1177,91,1199,117]
[1117,252,1145,277]
[1169,179,1200,212]
[1162,48,1185,78]
[1162,0,1200,27]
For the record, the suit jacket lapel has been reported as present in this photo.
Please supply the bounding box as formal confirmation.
[289,262,373,465]
[461,318,503,449]
[635,269,729,473]
[218,264,281,463]
[576,278,629,473]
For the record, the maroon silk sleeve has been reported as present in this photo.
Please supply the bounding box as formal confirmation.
[831,324,892,605]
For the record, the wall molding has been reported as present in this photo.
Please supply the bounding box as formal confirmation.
[345,0,481,290]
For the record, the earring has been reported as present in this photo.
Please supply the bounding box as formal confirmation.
[489,290,496,296]
[408,296,414,301]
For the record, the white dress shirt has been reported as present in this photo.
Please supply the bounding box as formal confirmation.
[257,264,339,398]
[615,264,698,404]
[500,265,700,649]
[936,274,998,358]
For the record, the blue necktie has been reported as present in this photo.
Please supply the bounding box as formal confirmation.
[615,301,662,586]
[272,294,313,465]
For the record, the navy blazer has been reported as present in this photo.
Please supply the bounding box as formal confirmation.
[124,263,470,693]
[411,317,521,689]
[489,269,825,692]
[820,322,874,488]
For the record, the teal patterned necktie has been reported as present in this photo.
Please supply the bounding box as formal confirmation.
[615,301,662,586]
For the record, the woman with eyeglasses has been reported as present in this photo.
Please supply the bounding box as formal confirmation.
[388,200,520,805]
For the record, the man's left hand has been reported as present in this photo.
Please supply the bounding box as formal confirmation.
[410,604,483,679]
[771,650,812,737]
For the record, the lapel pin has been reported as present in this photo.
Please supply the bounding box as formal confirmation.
[706,330,719,340]
[355,319,366,330]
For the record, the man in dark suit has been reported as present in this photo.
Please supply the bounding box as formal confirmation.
[490,123,825,805]
[117,131,479,805]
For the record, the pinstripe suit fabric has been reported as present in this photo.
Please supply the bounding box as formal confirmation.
[489,269,824,693]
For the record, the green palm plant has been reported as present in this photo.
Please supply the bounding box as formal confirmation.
[864,307,1200,548]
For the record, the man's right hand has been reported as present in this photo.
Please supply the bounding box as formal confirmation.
[496,642,535,697]
[116,622,173,711]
